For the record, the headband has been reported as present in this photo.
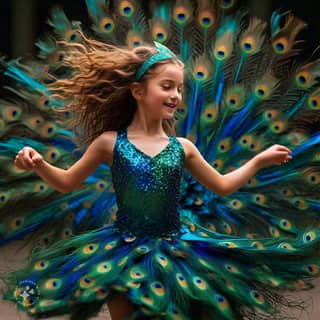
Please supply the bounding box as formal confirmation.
[135,41,177,81]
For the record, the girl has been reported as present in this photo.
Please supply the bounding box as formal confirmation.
[9,39,311,320]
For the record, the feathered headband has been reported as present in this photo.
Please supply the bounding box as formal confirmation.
[135,41,177,81]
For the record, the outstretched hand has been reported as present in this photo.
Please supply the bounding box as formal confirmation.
[255,144,292,168]
[14,147,43,170]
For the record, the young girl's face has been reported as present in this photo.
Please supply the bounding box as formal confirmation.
[140,63,184,119]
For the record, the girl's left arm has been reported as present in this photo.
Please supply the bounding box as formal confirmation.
[179,138,292,196]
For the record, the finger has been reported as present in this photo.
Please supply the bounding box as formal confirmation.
[276,145,292,154]
[19,154,34,170]
[14,157,25,170]
[277,151,291,158]
[32,154,43,164]
[14,157,27,170]
[22,148,36,168]
[286,154,293,160]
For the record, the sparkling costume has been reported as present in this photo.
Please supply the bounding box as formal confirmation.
[4,129,320,319]
[113,129,183,238]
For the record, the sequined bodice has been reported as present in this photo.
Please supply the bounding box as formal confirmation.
[111,129,185,237]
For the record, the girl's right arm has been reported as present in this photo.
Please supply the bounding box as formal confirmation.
[14,132,116,193]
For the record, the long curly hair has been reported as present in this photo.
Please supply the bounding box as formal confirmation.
[49,33,183,149]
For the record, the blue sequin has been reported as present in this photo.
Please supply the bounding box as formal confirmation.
[111,129,185,237]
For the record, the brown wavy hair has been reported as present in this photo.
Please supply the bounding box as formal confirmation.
[49,33,183,149]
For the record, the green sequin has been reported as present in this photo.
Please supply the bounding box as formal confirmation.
[112,129,185,237]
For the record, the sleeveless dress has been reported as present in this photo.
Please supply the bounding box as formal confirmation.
[4,128,320,319]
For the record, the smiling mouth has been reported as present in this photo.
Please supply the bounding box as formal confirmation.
[164,103,176,109]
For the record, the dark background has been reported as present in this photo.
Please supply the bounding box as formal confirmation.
[0,0,319,60]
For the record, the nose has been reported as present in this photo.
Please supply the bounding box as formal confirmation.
[170,89,180,100]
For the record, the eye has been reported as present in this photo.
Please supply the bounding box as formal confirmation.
[162,85,171,90]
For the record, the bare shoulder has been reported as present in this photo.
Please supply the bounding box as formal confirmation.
[92,131,118,165]
[99,131,117,144]
[98,131,118,150]
[176,137,197,159]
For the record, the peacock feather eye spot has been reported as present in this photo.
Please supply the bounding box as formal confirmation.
[133,41,140,47]
[229,98,236,105]
[257,89,265,96]
[242,139,247,144]
[267,112,272,118]
[44,100,50,106]
[311,99,318,107]
[207,113,213,118]
[250,144,255,149]
[123,7,131,15]
[196,71,204,79]
[202,17,211,25]
[15,219,22,226]
[155,282,162,288]
[178,275,184,280]
[1,195,6,201]
[196,279,202,284]
[217,295,224,302]
[220,0,235,9]
[244,42,252,50]
[178,13,186,21]
[217,50,225,58]
[58,54,64,61]
[156,33,164,40]
[298,75,306,84]
[84,277,91,283]
[275,42,284,52]
[70,34,77,41]
[104,23,112,31]
[177,108,185,114]
[52,281,58,287]
[47,127,53,133]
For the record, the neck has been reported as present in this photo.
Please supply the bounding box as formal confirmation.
[128,110,165,137]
